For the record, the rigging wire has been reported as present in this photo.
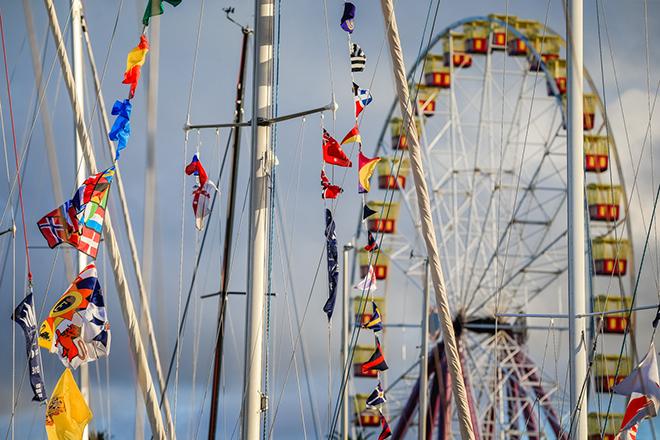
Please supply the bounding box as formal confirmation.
[0,12,33,285]
[327,0,449,436]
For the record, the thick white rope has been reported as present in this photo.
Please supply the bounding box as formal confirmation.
[378,0,475,437]
[80,12,175,435]
[42,0,168,437]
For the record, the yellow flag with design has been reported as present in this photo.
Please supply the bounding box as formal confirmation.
[45,368,92,440]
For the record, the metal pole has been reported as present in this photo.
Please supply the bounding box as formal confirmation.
[137,11,160,439]
[419,258,429,440]
[208,24,250,440]
[341,243,353,440]
[378,0,475,438]
[242,0,274,437]
[71,3,88,438]
[567,0,587,436]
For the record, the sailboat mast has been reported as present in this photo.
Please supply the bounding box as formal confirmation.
[242,0,274,438]
[378,0,475,438]
[208,23,251,440]
[71,2,89,439]
[419,258,430,440]
[567,0,588,436]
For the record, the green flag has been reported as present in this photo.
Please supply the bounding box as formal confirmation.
[142,0,182,26]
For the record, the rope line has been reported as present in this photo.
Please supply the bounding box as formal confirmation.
[0,12,33,284]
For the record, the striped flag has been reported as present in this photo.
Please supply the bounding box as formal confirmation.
[350,43,366,72]
[341,125,362,145]
[378,411,392,440]
[363,301,383,332]
[361,336,388,374]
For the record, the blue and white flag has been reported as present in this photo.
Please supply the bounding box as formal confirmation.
[12,293,47,402]
[322,209,339,320]
[366,382,387,407]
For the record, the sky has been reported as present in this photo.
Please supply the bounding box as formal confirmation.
[0,0,659,439]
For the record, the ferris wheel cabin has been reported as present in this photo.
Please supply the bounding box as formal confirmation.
[587,184,622,222]
[593,295,633,334]
[359,249,390,280]
[353,394,381,427]
[584,134,610,172]
[390,116,422,150]
[377,157,410,190]
[442,32,472,68]
[592,237,630,276]
[423,55,451,88]
[353,296,386,326]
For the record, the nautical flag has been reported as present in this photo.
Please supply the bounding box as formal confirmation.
[363,301,383,332]
[39,264,111,369]
[340,125,362,145]
[363,203,378,221]
[364,231,379,252]
[353,82,373,118]
[321,170,343,199]
[323,129,352,167]
[186,154,214,230]
[350,43,366,72]
[613,343,660,398]
[617,393,650,439]
[143,0,183,26]
[340,2,356,33]
[185,154,209,188]
[366,382,386,407]
[12,293,47,402]
[354,265,377,293]
[358,151,380,193]
[378,411,392,440]
[322,209,339,320]
[37,167,115,259]
[123,35,149,98]
[613,343,660,424]
[361,336,388,374]
[108,99,132,160]
[45,368,92,440]
[191,183,214,231]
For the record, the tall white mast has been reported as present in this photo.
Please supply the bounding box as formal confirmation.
[71,2,88,439]
[242,0,274,438]
[567,0,588,436]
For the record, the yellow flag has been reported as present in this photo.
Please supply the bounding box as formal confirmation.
[45,369,92,440]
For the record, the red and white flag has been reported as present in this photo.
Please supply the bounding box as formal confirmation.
[613,343,660,436]
[616,393,653,439]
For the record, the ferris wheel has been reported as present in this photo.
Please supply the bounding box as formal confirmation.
[349,14,637,439]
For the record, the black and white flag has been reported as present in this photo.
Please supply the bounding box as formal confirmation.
[350,43,366,72]
[12,293,47,402]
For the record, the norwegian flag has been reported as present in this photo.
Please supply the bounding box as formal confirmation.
[37,208,70,248]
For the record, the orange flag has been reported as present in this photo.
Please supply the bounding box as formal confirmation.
[123,35,149,98]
